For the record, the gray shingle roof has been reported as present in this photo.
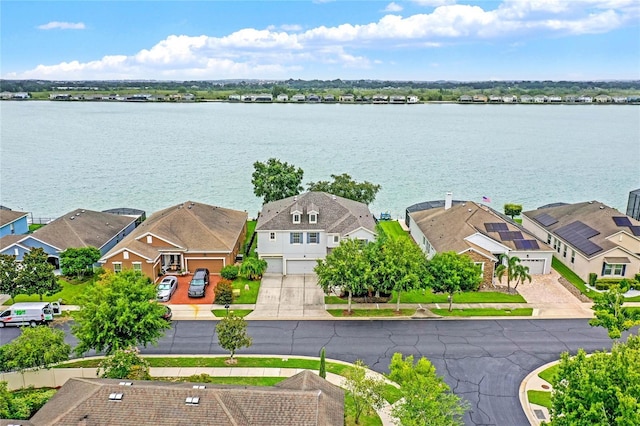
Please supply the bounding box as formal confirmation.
[0,209,28,227]
[256,192,376,235]
[103,201,247,261]
[28,209,137,251]
[28,371,344,426]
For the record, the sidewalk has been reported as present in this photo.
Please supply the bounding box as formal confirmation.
[519,360,557,425]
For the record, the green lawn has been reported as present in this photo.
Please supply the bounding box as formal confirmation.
[325,295,349,304]
[377,221,409,239]
[527,390,552,408]
[538,363,560,384]
[388,288,526,304]
[61,356,329,370]
[232,278,260,304]
[28,224,45,232]
[244,220,257,257]
[345,392,383,426]
[3,276,93,305]
[327,308,416,317]
[212,309,252,317]
[431,308,533,317]
[172,376,286,386]
[625,295,640,302]
[552,257,596,299]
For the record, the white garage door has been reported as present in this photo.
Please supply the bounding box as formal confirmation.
[286,260,317,275]
[520,259,546,275]
[264,257,283,274]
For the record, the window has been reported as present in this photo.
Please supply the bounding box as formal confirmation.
[474,262,485,278]
[571,250,575,263]
[146,235,153,244]
[309,213,317,224]
[333,235,339,244]
[563,246,567,258]
[132,263,142,272]
[602,263,625,276]
[290,232,302,244]
[293,214,301,224]
[269,232,276,241]
[308,232,319,244]
[123,251,129,260]
[557,242,561,253]
[113,263,122,273]
[547,233,551,244]
[552,238,557,250]
[10,223,15,234]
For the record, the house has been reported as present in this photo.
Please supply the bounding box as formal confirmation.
[489,95,503,103]
[503,95,517,103]
[228,94,241,102]
[407,95,419,104]
[21,371,344,426]
[595,95,612,103]
[458,95,473,103]
[100,201,247,280]
[256,192,377,275]
[533,95,547,103]
[472,95,488,103]
[0,208,29,237]
[522,201,640,282]
[291,93,306,102]
[339,94,355,102]
[407,194,553,287]
[520,95,533,103]
[307,94,321,102]
[627,189,640,221]
[276,94,289,102]
[372,95,389,104]
[323,94,336,102]
[254,93,273,102]
[389,95,406,104]
[0,208,139,269]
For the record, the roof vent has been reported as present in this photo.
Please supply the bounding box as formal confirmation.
[192,385,205,389]
[70,216,75,220]
[119,382,132,386]
[188,204,192,209]
[185,396,200,405]
[81,210,85,213]
[108,393,123,401]
[332,195,336,200]
[600,206,604,209]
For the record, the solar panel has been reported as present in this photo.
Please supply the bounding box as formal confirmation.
[574,239,603,256]
[556,221,599,240]
[630,226,640,237]
[498,231,524,241]
[485,222,508,232]
[534,213,558,226]
[514,240,541,250]
[612,216,632,227]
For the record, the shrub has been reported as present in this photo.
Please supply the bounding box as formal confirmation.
[215,279,234,305]
[239,257,267,280]
[594,278,639,291]
[220,265,239,280]
[588,273,597,286]
[98,347,150,380]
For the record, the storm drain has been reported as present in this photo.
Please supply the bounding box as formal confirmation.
[534,409,547,420]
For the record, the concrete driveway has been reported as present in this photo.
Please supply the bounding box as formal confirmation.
[246,274,330,319]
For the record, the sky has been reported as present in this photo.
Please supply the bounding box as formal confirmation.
[1,0,639,81]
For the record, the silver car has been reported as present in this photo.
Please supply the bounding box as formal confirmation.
[157,276,178,302]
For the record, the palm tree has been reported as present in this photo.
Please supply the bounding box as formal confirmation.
[513,264,531,291]
[495,254,521,293]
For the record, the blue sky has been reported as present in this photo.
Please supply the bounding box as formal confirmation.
[1,0,639,81]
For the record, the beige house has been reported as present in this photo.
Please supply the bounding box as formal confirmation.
[100,201,247,281]
[407,195,553,287]
[522,201,640,282]
[16,371,344,425]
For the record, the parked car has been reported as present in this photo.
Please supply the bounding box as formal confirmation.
[188,268,210,298]
[157,276,178,302]
[161,305,173,321]
[0,302,60,328]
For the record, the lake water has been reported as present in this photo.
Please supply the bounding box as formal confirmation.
[1,101,639,219]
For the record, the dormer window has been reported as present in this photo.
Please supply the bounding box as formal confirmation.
[307,203,319,224]
[309,213,317,224]
[293,214,301,224]
[290,203,302,224]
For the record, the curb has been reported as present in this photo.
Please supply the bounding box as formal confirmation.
[519,359,557,425]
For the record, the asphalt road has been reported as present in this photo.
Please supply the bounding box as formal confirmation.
[1,319,620,426]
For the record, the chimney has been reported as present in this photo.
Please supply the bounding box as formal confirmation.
[445,192,453,210]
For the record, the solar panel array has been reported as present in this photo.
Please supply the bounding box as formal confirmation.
[555,220,602,256]
[612,216,632,227]
[485,222,508,232]
[631,226,640,237]
[514,240,540,250]
[498,231,524,241]
[534,213,559,227]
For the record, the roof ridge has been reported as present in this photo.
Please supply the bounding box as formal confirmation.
[184,203,233,251]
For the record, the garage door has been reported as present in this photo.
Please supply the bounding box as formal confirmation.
[286,260,317,275]
[185,258,225,274]
[264,257,283,274]
[520,259,546,275]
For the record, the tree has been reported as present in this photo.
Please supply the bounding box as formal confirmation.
[319,347,326,379]
[550,334,640,425]
[16,248,59,301]
[0,254,20,303]
[98,347,151,380]
[0,326,70,372]
[315,238,372,313]
[503,204,523,219]
[60,246,101,278]
[307,173,381,205]
[214,279,234,305]
[239,257,267,280]
[71,270,171,356]
[215,314,253,363]
[343,359,385,424]
[251,158,304,204]
[495,254,529,293]
[589,281,640,340]
[388,353,468,426]
[372,237,429,311]
[427,252,482,311]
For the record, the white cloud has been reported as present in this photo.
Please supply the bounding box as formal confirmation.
[412,0,457,6]
[8,1,638,80]
[384,3,403,13]
[37,21,85,30]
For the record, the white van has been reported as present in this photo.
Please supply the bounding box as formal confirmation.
[0,302,60,328]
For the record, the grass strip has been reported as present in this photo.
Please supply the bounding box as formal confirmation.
[345,392,383,426]
[327,309,416,317]
[158,376,286,387]
[527,390,552,408]
[538,363,560,384]
[232,278,260,304]
[377,221,409,239]
[3,277,94,305]
[431,308,533,317]
[212,309,252,317]
[387,289,525,304]
[552,257,596,299]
